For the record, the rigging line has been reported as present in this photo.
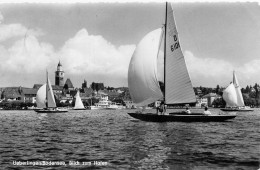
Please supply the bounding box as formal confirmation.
[163,2,167,102]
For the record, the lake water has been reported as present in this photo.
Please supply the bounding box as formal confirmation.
[0,108,259,170]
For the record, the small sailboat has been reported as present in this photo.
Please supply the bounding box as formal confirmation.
[73,90,86,110]
[35,71,68,113]
[127,2,236,122]
[221,71,253,112]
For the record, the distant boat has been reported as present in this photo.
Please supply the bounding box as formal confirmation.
[89,94,113,110]
[221,71,253,112]
[73,90,86,110]
[35,71,68,113]
[127,2,236,122]
[105,102,125,110]
[106,102,119,110]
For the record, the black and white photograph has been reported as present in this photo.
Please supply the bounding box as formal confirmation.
[0,0,259,169]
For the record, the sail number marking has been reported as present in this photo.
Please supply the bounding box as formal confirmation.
[170,35,179,52]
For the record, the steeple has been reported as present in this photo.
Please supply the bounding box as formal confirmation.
[58,60,62,66]
[55,60,64,86]
[57,60,63,72]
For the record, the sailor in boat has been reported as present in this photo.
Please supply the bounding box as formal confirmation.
[183,107,191,114]
[158,101,166,115]
[203,107,211,115]
[156,101,162,114]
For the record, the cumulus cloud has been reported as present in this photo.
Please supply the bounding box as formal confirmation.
[0,11,4,24]
[0,27,135,87]
[0,32,57,86]
[184,50,260,87]
[0,22,44,42]
[184,51,234,78]
[58,29,135,82]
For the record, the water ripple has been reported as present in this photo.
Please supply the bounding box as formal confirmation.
[0,109,259,169]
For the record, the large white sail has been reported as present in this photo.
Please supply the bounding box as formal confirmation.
[223,83,238,107]
[165,3,196,104]
[46,74,56,108]
[74,90,85,109]
[233,71,244,107]
[36,84,47,108]
[128,28,164,106]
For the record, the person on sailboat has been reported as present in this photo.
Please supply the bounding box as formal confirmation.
[203,107,211,115]
[156,105,160,114]
[184,107,191,114]
[158,101,166,115]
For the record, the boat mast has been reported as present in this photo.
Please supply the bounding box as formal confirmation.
[233,70,235,84]
[46,70,48,108]
[163,2,167,103]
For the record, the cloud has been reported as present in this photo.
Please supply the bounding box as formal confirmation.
[184,50,260,87]
[0,33,57,85]
[0,27,135,87]
[58,29,135,82]
[0,22,44,42]
[0,11,4,24]
[184,51,234,78]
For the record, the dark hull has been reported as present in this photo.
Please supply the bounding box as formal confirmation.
[73,108,87,110]
[35,109,68,113]
[220,108,253,112]
[128,113,236,122]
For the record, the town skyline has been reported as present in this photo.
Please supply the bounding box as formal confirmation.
[0,1,259,88]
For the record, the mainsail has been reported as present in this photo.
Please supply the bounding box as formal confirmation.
[223,83,238,107]
[233,71,244,107]
[36,84,47,108]
[165,3,196,104]
[36,72,56,108]
[74,90,85,109]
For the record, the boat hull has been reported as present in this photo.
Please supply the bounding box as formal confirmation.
[89,107,103,110]
[73,108,87,110]
[105,107,118,110]
[220,108,253,112]
[35,109,68,113]
[128,112,236,122]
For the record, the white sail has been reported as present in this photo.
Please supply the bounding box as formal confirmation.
[46,74,56,108]
[128,28,164,106]
[223,83,238,107]
[233,71,244,107]
[165,3,196,104]
[36,84,47,108]
[74,90,85,109]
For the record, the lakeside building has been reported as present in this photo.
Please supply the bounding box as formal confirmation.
[202,93,221,107]
[0,61,132,107]
[124,100,135,109]
[195,95,208,107]
[1,87,37,103]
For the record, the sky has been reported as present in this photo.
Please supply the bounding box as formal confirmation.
[0,1,259,89]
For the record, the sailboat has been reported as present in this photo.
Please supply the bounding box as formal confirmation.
[73,90,86,110]
[127,2,236,122]
[221,71,253,112]
[35,71,68,113]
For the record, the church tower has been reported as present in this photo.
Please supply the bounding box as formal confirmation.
[55,61,64,86]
